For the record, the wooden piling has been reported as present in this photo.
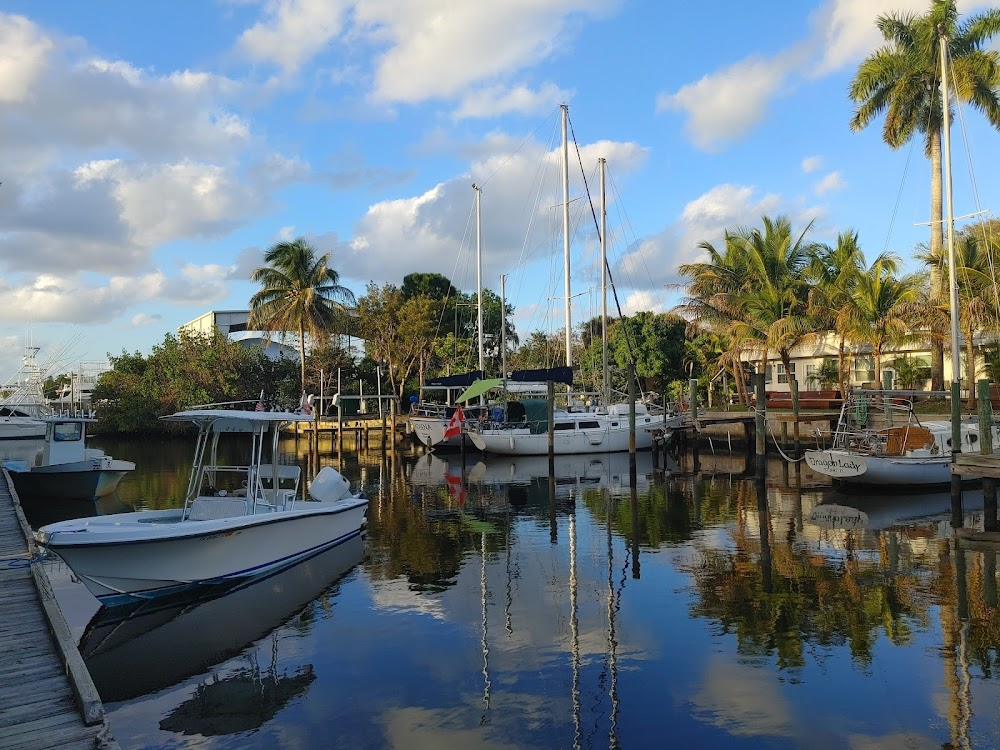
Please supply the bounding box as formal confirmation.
[980,379,997,531]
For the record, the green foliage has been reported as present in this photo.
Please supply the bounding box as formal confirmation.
[888,354,930,390]
[248,238,355,389]
[93,331,297,434]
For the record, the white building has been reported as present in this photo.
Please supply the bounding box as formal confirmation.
[741,330,985,393]
[179,310,363,362]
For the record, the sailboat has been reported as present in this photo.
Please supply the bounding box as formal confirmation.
[468,106,676,456]
[409,184,490,450]
[804,29,998,488]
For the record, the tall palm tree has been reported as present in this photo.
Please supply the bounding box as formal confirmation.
[849,0,1000,391]
[249,238,356,391]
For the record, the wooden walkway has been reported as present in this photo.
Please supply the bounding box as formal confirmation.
[0,470,118,750]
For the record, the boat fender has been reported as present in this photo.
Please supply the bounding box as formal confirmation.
[217,490,228,497]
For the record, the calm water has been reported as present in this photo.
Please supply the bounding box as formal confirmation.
[15,432,1000,749]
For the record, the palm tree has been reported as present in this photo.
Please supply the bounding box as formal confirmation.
[249,238,356,391]
[849,0,1000,391]
[808,231,898,397]
[839,259,924,385]
[677,215,819,402]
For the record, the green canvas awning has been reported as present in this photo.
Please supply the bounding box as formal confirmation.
[456,378,503,404]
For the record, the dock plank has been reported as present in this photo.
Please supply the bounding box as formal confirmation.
[0,469,119,749]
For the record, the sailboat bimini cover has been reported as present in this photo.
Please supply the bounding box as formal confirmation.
[509,367,573,386]
[456,379,503,404]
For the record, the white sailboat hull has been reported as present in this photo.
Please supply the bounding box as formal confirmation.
[469,413,670,455]
[38,499,368,605]
[804,449,953,486]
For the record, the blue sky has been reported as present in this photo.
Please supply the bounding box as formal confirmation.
[1,0,998,379]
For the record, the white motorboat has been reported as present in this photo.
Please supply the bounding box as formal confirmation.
[35,408,368,605]
[3,416,135,500]
[804,391,999,488]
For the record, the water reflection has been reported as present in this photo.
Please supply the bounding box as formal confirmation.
[33,435,1000,747]
[80,534,364,719]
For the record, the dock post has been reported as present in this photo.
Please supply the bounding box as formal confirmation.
[547,380,555,459]
[754,373,766,477]
[791,377,800,457]
[950,381,964,528]
[979,379,997,531]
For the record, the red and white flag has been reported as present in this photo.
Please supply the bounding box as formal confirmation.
[443,405,464,439]
[299,391,312,416]
[444,470,466,506]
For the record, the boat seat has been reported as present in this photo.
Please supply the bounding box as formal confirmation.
[188,497,248,521]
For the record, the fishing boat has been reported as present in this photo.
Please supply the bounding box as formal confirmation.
[3,416,135,500]
[35,408,368,605]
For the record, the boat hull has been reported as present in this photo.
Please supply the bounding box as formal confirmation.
[39,500,368,605]
[8,462,135,500]
[805,448,951,487]
[5,458,135,500]
[0,417,46,440]
[409,416,471,450]
[469,419,666,455]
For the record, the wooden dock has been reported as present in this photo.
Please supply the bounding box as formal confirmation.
[0,469,119,750]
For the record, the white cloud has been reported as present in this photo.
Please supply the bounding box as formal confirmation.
[336,134,648,293]
[657,54,796,152]
[811,0,996,76]
[130,313,163,327]
[801,156,822,173]
[616,183,825,291]
[0,14,52,103]
[0,274,166,324]
[81,159,268,247]
[454,82,572,120]
[358,0,614,105]
[238,0,350,73]
[815,171,846,195]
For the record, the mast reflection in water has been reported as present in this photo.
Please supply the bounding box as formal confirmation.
[31,434,1000,748]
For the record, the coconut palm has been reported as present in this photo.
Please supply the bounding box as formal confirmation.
[839,259,925,385]
[849,0,1000,390]
[677,215,819,402]
[249,238,356,391]
[808,231,899,397]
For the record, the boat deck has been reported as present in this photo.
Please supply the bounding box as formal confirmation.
[0,469,119,749]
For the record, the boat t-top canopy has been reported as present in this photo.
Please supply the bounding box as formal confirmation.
[161,409,312,432]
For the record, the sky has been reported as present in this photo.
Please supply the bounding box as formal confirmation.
[2,0,999,380]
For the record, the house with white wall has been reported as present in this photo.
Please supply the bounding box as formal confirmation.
[179,310,364,362]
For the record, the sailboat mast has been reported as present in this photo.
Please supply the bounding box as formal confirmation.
[474,183,485,375]
[561,104,572,368]
[500,274,507,378]
[600,158,609,404]
[939,29,960,390]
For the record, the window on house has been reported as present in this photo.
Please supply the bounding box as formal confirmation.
[777,363,795,384]
[765,365,773,384]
